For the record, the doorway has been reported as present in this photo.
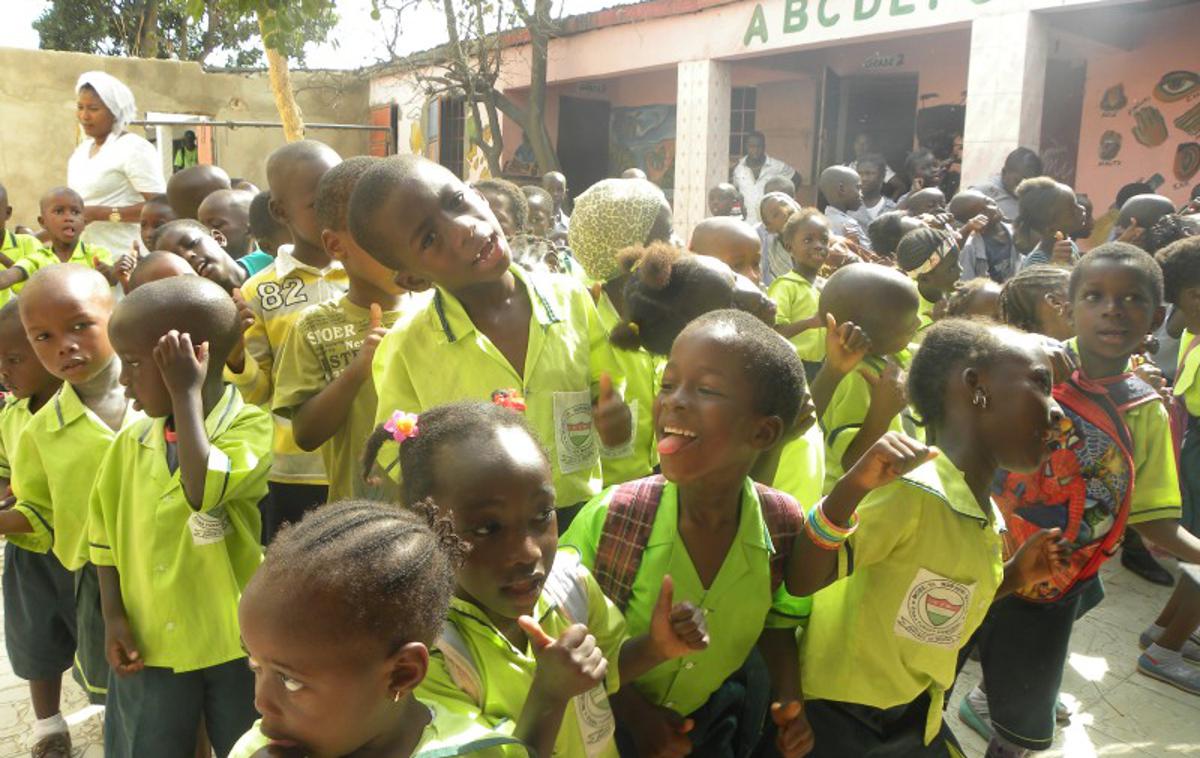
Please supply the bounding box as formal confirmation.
[557,96,611,204]
[837,74,920,177]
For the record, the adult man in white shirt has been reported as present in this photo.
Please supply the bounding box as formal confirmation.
[732,132,797,226]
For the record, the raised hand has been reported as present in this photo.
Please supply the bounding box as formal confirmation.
[520,616,608,702]
[93,255,119,286]
[594,373,632,448]
[771,701,815,758]
[1050,232,1075,266]
[649,575,709,660]
[114,254,136,292]
[351,303,388,379]
[153,330,208,398]
[843,431,937,493]
[823,314,871,375]
[860,357,907,420]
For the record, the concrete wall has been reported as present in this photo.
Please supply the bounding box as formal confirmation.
[0,47,370,229]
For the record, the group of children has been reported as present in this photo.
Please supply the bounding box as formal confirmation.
[0,132,1195,758]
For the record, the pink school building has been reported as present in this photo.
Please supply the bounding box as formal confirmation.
[369,0,1200,237]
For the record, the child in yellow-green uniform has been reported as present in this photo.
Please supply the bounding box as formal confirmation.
[273,157,419,502]
[92,276,271,757]
[0,300,73,757]
[794,318,1069,756]
[0,187,118,295]
[228,140,346,542]
[349,156,633,528]
[0,265,145,706]
[895,227,961,340]
[810,263,922,494]
[363,401,707,758]
[0,181,43,306]
[769,208,831,379]
[231,500,530,758]
[567,177,674,486]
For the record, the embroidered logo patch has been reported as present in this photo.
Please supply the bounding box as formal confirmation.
[895,568,975,648]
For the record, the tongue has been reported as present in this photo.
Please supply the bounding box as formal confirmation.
[657,434,692,456]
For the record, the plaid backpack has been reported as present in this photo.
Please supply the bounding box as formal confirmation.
[592,475,803,612]
[992,368,1160,602]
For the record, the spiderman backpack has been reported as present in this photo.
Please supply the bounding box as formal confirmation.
[991,368,1160,602]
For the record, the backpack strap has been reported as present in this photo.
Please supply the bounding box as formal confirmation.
[541,550,591,624]
[752,483,805,593]
[1097,371,1161,414]
[593,475,666,612]
[415,735,528,758]
[436,622,484,706]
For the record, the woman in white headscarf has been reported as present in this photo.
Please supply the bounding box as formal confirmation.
[67,71,166,254]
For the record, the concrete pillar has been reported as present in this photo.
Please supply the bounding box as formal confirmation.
[961,10,1049,188]
[674,59,731,243]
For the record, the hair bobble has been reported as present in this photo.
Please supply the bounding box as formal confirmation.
[384,411,420,444]
[491,389,527,412]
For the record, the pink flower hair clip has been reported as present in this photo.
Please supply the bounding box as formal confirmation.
[491,389,527,413]
[384,411,420,444]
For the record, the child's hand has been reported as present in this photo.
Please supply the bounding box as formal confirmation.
[0,485,14,510]
[1050,232,1074,266]
[153,330,209,398]
[861,357,907,420]
[649,575,709,660]
[1117,218,1144,246]
[771,701,815,758]
[350,304,388,379]
[1008,528,1069,589]
[114,254,136,292]
[1133,361,1173,402]
[823,314,871,375]
[1039,338,1077,386]
[843,432,937,493]
[226,288,255,373]
[520,616,608,702]
[961,213,989,239]
[93,255,119,285]
[594,373,633,448]
[625,704,694,758]
[232,288,255,334]
[105,615,144,677]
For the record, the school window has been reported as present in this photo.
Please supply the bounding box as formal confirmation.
[729,87,757,158]
[438,96,466,178]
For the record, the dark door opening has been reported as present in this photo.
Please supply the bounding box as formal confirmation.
[837,74,921,180]
[557,96,611,205]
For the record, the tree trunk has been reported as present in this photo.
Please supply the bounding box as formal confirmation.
[522,0,559,174]
[135,0,160,58]
[258,13,305,142]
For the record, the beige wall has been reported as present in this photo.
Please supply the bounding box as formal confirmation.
[0,47,370,229]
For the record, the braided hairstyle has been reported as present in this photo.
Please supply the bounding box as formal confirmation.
[945,277,1001,319]
[363,401,547,506]
[908,318,1025,430]
[1154,235,1200,305]
[999,264,1070,333]
[254,499,468,649]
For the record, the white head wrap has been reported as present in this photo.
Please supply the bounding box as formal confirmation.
[75,71,137,137]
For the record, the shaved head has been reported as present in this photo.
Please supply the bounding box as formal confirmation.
[1118,194,1176,230]
[167,165,232,219]
[110,275,240,370]
[21,263,112,312]
[266,140,343,190]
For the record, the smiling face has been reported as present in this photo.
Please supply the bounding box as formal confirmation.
[363,161,511,293]
[430,426,557,622]
[157,225,241,291]
[76,86,115,141]
[655,323,778,486]
[19,276,115,384]
[0,315,59,402]
[975,336,1063,473]
[1070,259,1163,377]
[39,192,84,250]
[787,215,830,275]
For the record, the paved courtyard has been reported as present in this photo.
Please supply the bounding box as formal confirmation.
[0,555,1196,756]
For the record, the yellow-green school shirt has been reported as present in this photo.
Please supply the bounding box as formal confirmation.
[562,478,810,717]
[771,422,826,510]
[1174,330,1200,417]
[1122,397,1183,525]
[228,246,348,485]
[915,291,937,339]
[228,702,531,758]
[16,241,113,279]
[10,383,142,569]
[272,296,403,502]
[768,272,826,362]
[0,231,42,305]
[372,266,614,507]
[801,455,1005,744]
[88,386,270,672]
[418,553,625,758]
[0,396,40,551]
[594,289,658,486]
[821,354,908,494]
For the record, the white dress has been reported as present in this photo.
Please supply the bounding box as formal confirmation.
[67,132,166,254]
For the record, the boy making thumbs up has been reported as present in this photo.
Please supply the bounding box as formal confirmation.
[273,160,416,501]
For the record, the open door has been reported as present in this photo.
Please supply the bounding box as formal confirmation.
[811,67,842,190]
[558,96,611,205]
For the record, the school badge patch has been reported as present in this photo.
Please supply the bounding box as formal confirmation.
[895,568,975,648]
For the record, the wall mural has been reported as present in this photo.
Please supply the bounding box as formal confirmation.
[1095,70,1199,192]
[1176,142,1200,183]
[609,104,677,193]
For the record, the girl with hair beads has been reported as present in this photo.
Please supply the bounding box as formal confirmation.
[363,401,708,758]
[230,500,528,758]
[1014,178,1082,269]
[998,265,1073,340]
[794,319,1069,756]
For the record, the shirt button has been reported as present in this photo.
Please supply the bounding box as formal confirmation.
[665,701,675,709]
[155,565,166,573]
[165,622,175,632]
[683,662,695,670]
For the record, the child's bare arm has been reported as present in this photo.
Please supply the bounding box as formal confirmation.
[515,617,606,758]
[0,267,28,293]
[775,314,824,340]
[758,629,814,758]
[292,305,386,451]
[1132,520,1200,565]
[96,565,144,676]
[154,331,212,509]
[811,316,870,419]
[0,509,33,534]
[840,359,906,473]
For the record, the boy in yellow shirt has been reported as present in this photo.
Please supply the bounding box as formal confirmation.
[0,182,43,305]
[229,140,346,541]
[93,276,271,757]
[0,301,72,757]
[0,188,118,293]
[274,156,414,501]
[349,155,631,526]
[0,264,145,707]
[770,208,832,379]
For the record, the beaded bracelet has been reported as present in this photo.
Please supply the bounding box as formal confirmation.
[804,500,860,551]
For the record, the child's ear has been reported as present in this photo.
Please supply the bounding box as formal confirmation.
[387,641,429,699]
[268,196,288,227]
[395,270,433,293]
[3,205,11,221]
[321,228,343,261]
[210,228,228,248]
[36,214,44,229]
[750,414,785,451]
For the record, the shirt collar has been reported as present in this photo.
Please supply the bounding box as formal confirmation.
[647,478,772,552]
[431,265,560,344]
[136,384,242,449]
[900,455,996,525]
[273,245,343,279]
